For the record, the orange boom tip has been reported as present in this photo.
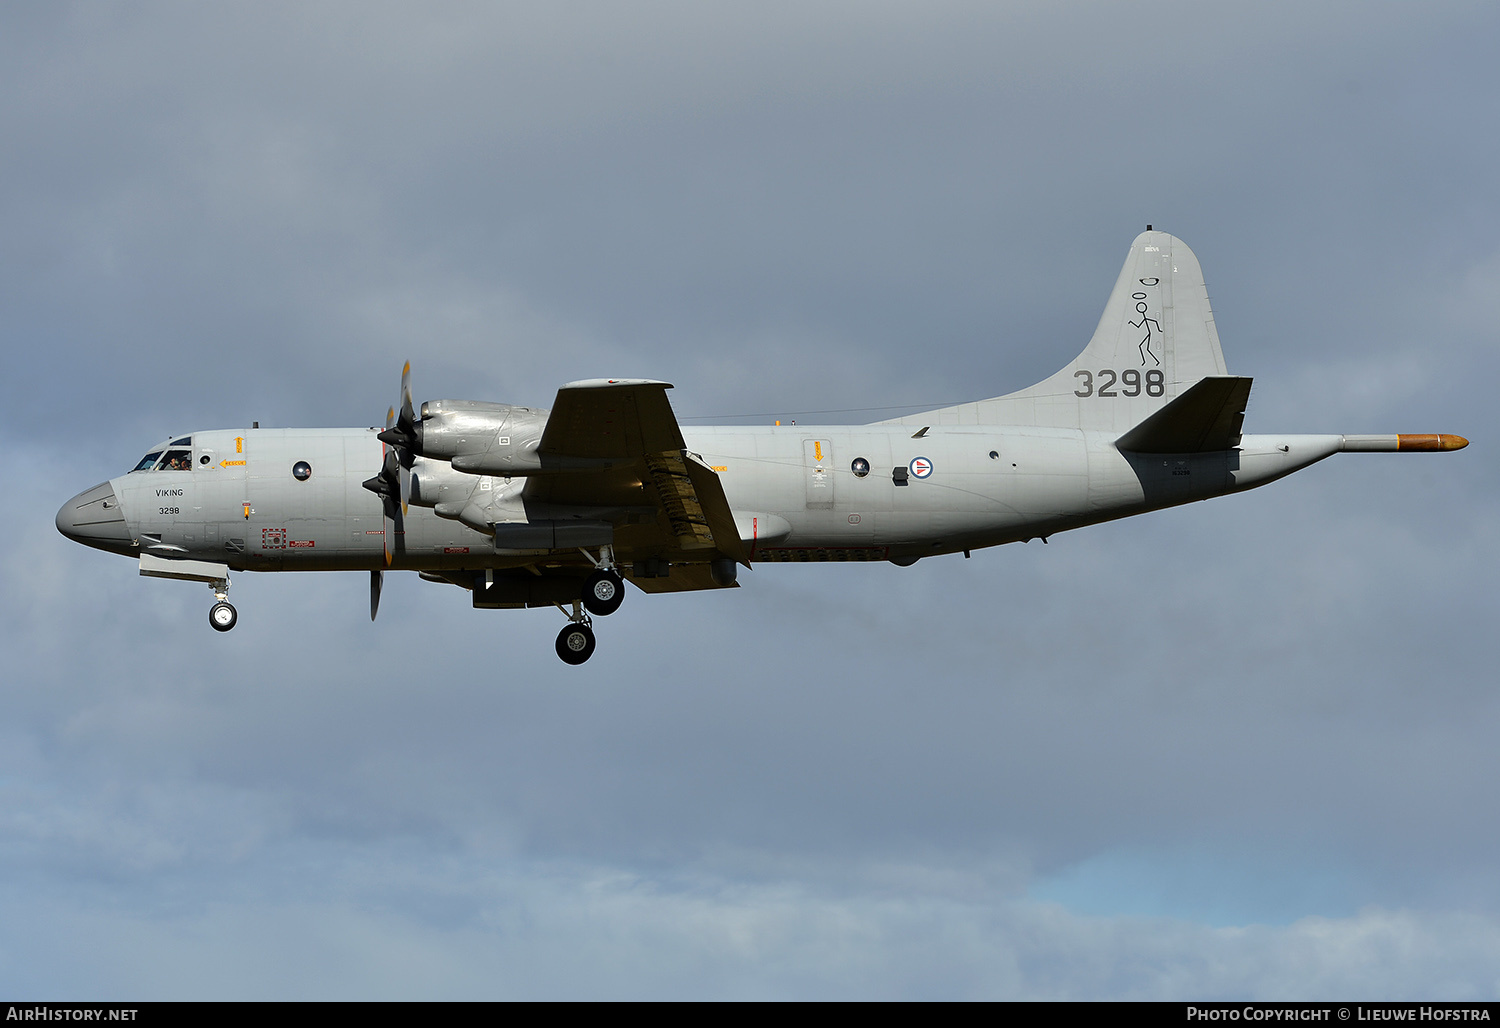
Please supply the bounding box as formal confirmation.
[1397,434,1469,451]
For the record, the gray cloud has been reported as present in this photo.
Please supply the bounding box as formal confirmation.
[5,0,1497,999]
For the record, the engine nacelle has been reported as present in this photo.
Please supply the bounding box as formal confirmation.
[406,456,485,508]
[415,399,549,474]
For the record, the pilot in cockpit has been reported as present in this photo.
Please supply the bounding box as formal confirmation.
[130,445,194,472]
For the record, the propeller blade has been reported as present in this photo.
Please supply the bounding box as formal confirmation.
[370,569,383,621]
[399,463,411,515]
[377,364,421,453]
[399,361,415,434]
[383,510,395,566]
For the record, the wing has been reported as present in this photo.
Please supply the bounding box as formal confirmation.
[524,379,748,575]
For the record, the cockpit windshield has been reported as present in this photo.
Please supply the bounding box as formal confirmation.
[130,438,195,473]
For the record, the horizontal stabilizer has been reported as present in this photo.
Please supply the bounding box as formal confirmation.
[1115,376,1253,453]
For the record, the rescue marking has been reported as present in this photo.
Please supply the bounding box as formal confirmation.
[909,457,933,479]
[220,460,246,467]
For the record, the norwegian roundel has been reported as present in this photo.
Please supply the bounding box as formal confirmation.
[909,456,933,479]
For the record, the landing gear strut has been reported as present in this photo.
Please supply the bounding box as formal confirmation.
[554,548,627,663]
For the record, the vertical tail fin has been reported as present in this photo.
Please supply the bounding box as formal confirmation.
[886,230,1229,431]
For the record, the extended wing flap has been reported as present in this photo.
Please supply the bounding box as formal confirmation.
[683,451,749,565]
[1115,376,1253,453]
[643,449,715,551]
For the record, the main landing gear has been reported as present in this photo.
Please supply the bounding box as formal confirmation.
[582,566,624,616]
[555,609,596,665]
[554,547,626,664]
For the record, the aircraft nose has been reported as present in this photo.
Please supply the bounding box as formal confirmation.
[56,482,133,554]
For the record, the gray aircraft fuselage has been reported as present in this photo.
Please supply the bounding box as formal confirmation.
[76,425,1347,572]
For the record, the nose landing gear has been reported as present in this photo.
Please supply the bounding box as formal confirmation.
[207,577,237,632]
[139,554,240,634]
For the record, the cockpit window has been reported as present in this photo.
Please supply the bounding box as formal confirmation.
[132,451,164,473]
[159,449,192,471]
[171,436,192,446]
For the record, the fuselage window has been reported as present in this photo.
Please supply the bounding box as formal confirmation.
[851,457,870,478]
[132,451,164,473]
[159,449,193,471]
[292,461,312,481]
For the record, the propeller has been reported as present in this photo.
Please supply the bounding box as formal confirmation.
[377,361,420,514]
[361,362,422,607]
[360,452,402,566]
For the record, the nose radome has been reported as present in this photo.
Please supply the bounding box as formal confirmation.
[57,482,133,554]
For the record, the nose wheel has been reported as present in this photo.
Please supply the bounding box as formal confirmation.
[209,600,238,632]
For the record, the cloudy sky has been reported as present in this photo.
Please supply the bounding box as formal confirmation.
[4,1,1498,999]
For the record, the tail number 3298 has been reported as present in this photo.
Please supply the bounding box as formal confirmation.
[1074,369,1165,398]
